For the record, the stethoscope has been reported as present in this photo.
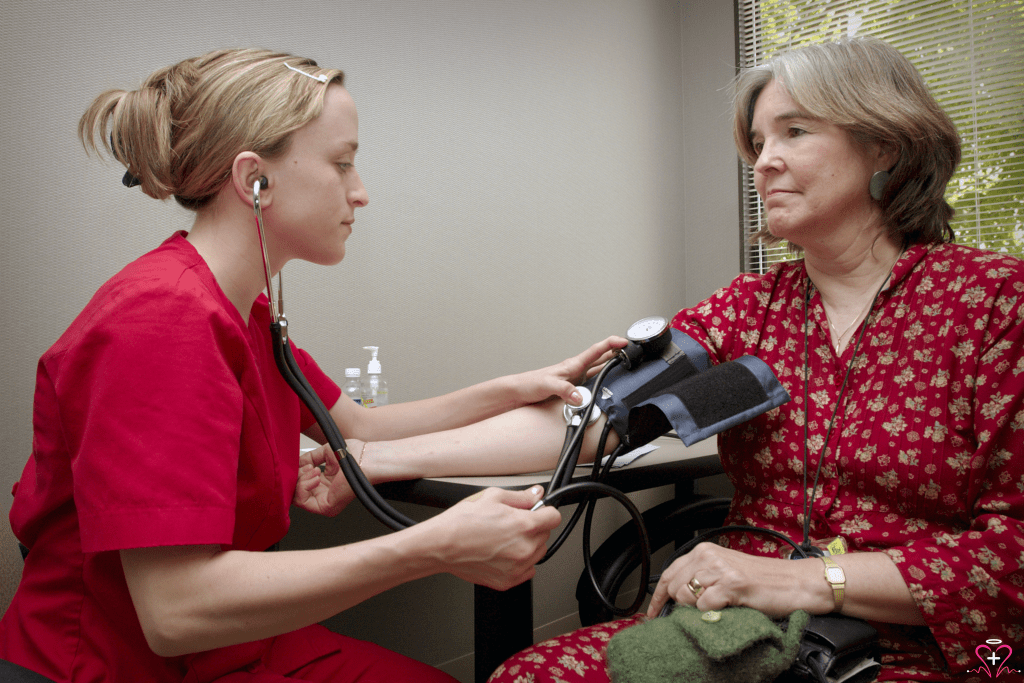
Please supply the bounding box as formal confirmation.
[253,178,666,613]
[253,178,416,530]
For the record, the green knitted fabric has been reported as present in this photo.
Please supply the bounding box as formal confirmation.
[606,606,810,683]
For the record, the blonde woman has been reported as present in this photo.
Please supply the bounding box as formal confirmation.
[0,49,624,682]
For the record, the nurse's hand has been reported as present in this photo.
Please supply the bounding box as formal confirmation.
[510,336,628,407]
[425,486,562,591]
[293,440,366,516]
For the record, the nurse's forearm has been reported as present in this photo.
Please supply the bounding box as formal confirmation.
[121,487,560,657]
[321,336,627,444]
[363,397,620,481]
[335,373,549,442]
[122,539,430,657]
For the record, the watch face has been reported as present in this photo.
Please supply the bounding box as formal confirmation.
[626,316,668,341]
[826,567,845,583]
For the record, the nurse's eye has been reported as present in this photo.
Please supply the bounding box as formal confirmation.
[788,126,807,138]
[751,140,764,155]
[337,162,354,172]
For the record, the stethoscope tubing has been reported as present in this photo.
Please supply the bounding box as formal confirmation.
[545,359,620,494]
[538,481,651,617]
[537,422,614,560]
[271,320,416,530]
[533,356,653,617]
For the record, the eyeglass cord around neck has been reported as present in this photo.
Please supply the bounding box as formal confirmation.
[799,266,892,554]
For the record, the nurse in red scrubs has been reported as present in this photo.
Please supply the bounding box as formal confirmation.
[0,49,623,683]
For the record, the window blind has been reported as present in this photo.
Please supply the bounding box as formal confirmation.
[737,0,1024,273]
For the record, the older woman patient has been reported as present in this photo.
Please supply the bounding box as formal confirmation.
[490,36,1024,683]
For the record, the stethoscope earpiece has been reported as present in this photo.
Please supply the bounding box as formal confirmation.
[259,176,268,190]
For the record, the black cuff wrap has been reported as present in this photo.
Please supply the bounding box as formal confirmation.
[587,329,790,448]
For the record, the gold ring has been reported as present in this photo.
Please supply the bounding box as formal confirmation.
[687,577,704,598]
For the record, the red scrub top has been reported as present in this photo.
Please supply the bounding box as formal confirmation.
[0,233,342,682]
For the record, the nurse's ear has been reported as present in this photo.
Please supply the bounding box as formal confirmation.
[230,152,271,207]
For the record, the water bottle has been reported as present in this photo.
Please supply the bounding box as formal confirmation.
[342,368,362,406]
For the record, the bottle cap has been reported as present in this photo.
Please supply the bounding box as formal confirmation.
[345,368,361,378]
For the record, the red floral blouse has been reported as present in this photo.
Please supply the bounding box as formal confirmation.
[670,242,1024,679]
[489,243,1024,683]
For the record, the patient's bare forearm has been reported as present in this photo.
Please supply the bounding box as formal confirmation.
[364,398,619,483]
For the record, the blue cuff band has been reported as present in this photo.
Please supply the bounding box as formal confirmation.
[591,330,790,448]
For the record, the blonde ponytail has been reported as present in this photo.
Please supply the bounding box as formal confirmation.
[78,49,344,210]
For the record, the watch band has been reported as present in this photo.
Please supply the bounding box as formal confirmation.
[819,555,846,612]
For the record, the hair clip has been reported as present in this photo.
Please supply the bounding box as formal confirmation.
[122,170,141,188]
[285,63,328,83]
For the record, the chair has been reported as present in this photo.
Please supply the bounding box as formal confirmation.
[0,659,58,683]
[0,543,59,682]
[575,494,731,626]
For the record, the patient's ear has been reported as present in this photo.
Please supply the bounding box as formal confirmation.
[875,141,899,172]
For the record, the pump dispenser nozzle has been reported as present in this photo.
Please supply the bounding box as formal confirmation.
[360,347,388,407]
[363,346,381,374]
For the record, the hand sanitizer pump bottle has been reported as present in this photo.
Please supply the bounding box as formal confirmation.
[360,346,389,408]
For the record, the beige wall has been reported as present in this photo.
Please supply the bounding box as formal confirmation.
[0,0,740,680]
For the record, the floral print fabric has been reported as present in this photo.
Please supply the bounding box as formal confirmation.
[487,616,644,683]
[671,243,1024,679]
[492,243,1023,682]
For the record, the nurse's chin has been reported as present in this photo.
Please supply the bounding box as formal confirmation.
[323,249,347,267]
[301,246,347,267]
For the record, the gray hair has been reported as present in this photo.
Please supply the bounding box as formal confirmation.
[733,36,960,247]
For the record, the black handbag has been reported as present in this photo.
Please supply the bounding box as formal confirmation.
[784,613,880,683]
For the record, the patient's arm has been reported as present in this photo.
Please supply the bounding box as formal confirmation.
[365,396,621,480]
[294,396,621,517]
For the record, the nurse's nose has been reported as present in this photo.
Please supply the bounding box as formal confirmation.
[349,170,369,207]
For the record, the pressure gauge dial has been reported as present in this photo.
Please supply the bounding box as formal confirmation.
[626,316,670,344]
[620,316,672,369]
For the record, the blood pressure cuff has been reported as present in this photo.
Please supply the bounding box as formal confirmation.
[588,329,790,448]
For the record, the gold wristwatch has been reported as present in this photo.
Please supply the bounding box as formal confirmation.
[819,555,846,612]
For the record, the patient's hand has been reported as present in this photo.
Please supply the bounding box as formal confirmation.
[293,441,365,516]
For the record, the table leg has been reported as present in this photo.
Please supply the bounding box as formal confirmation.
[474,580,533,683]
